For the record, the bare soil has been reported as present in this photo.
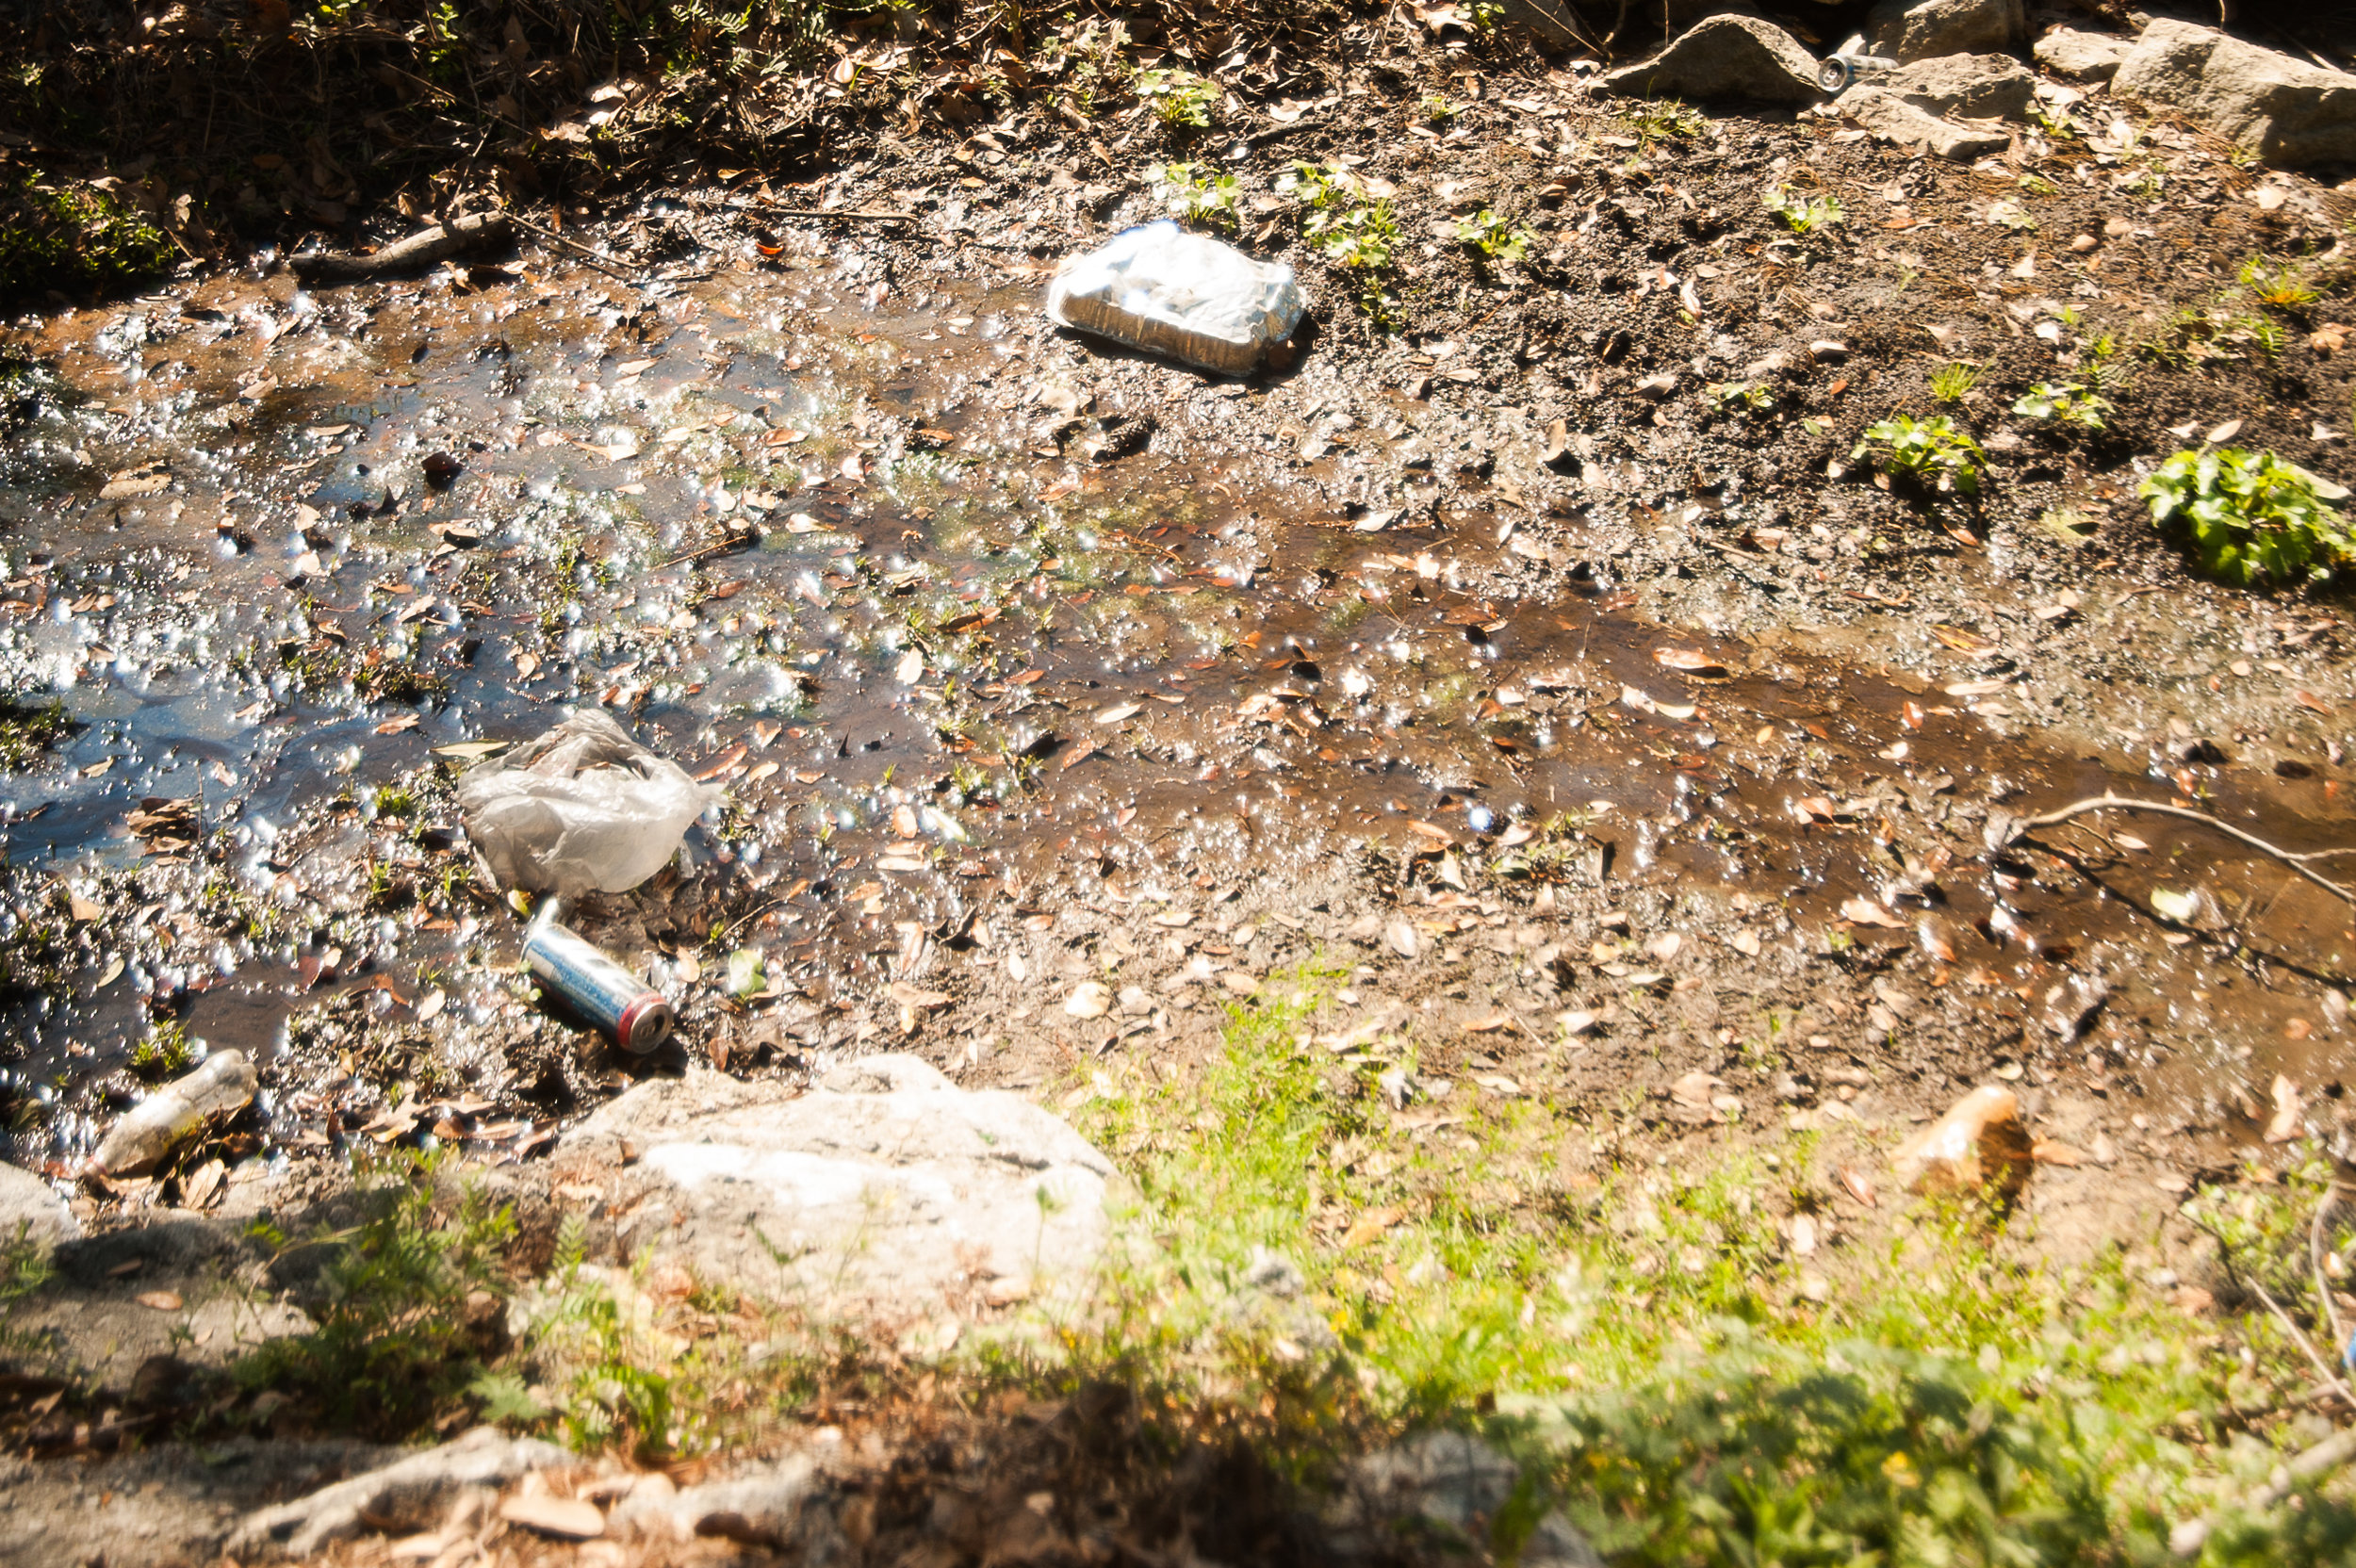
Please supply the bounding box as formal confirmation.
[5,4,2356,1560]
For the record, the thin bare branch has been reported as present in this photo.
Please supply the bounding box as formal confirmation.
[1999,793,2356,908]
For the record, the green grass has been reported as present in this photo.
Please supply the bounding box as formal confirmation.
[2241,255,2318,312]
[232,1151,515,1435]
[129,1018,195,1081]
[161,970,2356,1565]
[1929,363,1979,404]
[0,695,75,771]
[1051,967,2356,1565]
[0,1219,57,1361]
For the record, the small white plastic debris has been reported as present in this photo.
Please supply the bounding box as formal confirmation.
[458,710,720,897]
[1046,220,1307,377]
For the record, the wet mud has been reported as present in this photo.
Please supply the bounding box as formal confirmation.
[0,188,2350,1201]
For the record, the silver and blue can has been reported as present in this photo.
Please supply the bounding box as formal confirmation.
[1816,39,1896,94]
[524,916,676,1054]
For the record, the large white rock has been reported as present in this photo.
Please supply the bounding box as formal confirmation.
[2113,19,2356,169]
[229,1428,570,1560]
[0,1161,75,1249]
[1883,53,2037,119]
[2035,25,2133,81]
[1328,1433,1605,1566]
[1841,85,2014,159]
[1600,15,1824,105]
[548,1055,1114,1316]
[1866,0,2022,61]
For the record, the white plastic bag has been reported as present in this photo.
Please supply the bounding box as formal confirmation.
[458,710,720,896]
[1046,220,1307,377]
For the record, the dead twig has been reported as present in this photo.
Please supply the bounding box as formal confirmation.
[2249,1273,2356,1412]
[655,527,762,569]
[2315,1183,2350,1367]
[752,204,916,223]
[1998,793,2356,908]
[290,211,511,283]
[503,211,639,282]
[2170,1423,2356,1556]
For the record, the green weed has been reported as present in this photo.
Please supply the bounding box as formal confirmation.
[2027,99,2080,139]
[2013,381,2113,431]
[1762,187,1843,237]
[1146,160,1240,231]
[1620,101,1707,144]
[1135,68,1218,129]
[0,1219,55,1360]
[1278,160,1400,318]
[1062,966,2353,1566]
[232,1151,515,1435]
[2140,448,2350,588]
[130,1019,195,1081]
[0,175,174,302]
[2241,255,2319,312]
[0,696,75,771]
[1853,416,1986,498]
[1453,208,1532,268]
[1708,383,1774,415]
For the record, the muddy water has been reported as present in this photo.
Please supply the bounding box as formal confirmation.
[1,241,2348,1168]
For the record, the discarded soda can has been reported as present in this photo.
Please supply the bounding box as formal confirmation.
[525,914,676,1054]
[90,1049,257,1176]
[1815,35,1896,94]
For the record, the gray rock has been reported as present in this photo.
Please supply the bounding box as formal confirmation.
[620,1453,828,1549]
[1329,1432,1603,1567]
[227,1427,570,1560]
[1841,85,2013,159]
[2034,25,2133,81]
[1884,53,2037,118]
[546,1055,1112,1316]
[0,1437,392,1568]
[1866,0,2022,61]
[0,1161,75,1249]
[1600,15,1823,106]
[2112,18,2356,169]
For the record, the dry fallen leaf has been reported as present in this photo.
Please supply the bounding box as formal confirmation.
[1653,647,1730,678]
[2264,1073,2304,1143]
[1840,896,1906,929]
[1342,1205,1407,1249]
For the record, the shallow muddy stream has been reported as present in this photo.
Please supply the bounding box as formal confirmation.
[2,221,2350,1175]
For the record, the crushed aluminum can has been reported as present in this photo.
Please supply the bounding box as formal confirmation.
[525,913,676,1054]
